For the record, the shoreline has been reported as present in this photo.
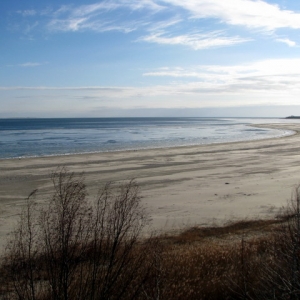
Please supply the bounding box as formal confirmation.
[0,119,294,161]
[0,124,295,161]
[1,123,300,249]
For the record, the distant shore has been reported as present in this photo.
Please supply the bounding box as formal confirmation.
[286,115,300,119]
[1,123,300,250]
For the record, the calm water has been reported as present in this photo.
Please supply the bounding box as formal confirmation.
[0,118,294,159]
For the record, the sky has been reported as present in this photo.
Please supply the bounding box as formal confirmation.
[2,0,300,118]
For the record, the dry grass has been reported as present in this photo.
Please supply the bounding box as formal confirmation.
[144,220,282,300]
[0,215,296,300]
[162,219,281,244]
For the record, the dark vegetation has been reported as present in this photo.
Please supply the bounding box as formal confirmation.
[1,168,300,299]
[286,116,300,119]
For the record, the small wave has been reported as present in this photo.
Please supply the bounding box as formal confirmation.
[243,129,265,132]
[106,140,117,144]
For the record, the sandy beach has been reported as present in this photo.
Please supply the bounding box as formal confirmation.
[1,123,300,249]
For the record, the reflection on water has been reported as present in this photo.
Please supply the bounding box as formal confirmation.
[0,117,294,159]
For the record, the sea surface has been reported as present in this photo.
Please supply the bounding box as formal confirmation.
[0,117,295,159]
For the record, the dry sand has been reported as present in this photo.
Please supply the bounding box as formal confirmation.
[1,123,300,249]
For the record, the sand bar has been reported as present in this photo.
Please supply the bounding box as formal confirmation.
[1,123,300,248]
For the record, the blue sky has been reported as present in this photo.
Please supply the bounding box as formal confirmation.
[2,0,300,117]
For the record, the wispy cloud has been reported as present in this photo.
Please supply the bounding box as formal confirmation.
[46,0,164,33]
[48,17,148,33]
[19,62,46,67]
[120,0,164,12]
[6,62,48,68]
[48,0,163,18]
[141,30,251,49]
[144,67,205,78]
[147,18,182,31]
[17,10,37,17]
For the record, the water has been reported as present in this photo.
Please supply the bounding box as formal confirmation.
[0,117,294,159]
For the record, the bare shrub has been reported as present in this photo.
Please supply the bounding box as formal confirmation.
[1,168,155,300]
[3,190,41,299]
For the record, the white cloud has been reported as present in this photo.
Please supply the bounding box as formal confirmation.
[4,58,300,95]
[162,0,300,31]
[143,58,300,94]
[276,38,296,47]
[141,31,251,49]
[3,57,300,112]
[1,81,299,112]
